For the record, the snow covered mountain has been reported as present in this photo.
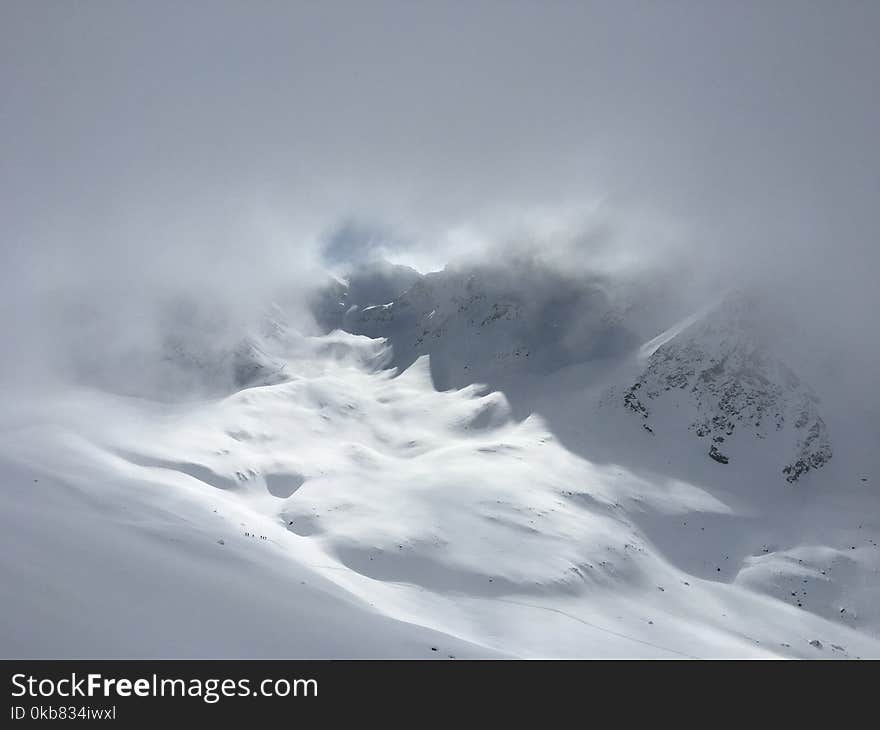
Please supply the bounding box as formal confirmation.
[320,258,677,391]
[621,293,833,483]
[317,265,833,485]
[1,260,878,659]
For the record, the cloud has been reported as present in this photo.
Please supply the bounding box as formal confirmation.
[1,1,878,395]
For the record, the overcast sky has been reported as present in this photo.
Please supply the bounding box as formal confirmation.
[2,1,879,385]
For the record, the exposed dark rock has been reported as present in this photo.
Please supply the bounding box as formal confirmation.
[622,293,831,483]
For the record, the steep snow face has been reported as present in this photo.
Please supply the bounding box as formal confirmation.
[311,260,422,333]
[621,293,832,483]
[325,260,666,391]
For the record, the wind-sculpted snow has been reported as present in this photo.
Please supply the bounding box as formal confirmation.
[2,321,878,658]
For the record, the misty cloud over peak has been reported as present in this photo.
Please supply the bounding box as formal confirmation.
[2,1,878,394]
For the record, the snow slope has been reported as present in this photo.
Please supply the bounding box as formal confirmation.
[2,305,879,658]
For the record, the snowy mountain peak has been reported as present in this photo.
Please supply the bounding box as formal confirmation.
[623,292,832,482]
[314,259,649,391]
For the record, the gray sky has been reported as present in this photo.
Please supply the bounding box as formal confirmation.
[2,1,879,385]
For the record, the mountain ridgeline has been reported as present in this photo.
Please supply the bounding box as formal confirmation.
[313,258,669,388]
[313,260,832,483]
